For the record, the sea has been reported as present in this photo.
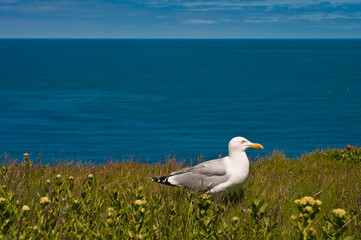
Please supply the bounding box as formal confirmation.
[1,39,360,164]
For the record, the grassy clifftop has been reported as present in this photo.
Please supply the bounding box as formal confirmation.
[1,149,360,239]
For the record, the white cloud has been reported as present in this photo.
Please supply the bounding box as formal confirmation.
[0,0,19,3]
[186,19,217,24]
[290,13,361,21]
[313,24,360,29]
[244,17,286,23]
[148,0,361,11]
[241,12,361,24]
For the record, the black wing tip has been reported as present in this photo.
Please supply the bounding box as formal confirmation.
[151,175,175,186]
[151,177,160,182]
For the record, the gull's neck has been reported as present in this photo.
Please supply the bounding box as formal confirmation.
[228,150,248,162]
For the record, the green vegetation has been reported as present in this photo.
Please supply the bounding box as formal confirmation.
[1,149,360,239]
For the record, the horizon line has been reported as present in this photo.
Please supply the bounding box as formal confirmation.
[1,37,361,40]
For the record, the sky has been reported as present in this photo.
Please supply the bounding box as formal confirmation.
[0,0,361,38]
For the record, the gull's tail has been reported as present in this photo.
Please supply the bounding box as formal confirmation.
[151,175,176,187]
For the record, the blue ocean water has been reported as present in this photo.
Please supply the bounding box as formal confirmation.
[1,39,360,164]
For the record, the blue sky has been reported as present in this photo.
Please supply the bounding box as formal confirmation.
[1,0,361,38]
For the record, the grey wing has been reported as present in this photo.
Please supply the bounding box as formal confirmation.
[168,158,229,192]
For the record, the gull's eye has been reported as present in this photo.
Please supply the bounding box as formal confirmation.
[241,140,246,144]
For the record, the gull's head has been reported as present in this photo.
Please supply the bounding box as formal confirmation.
[228,137,264,153]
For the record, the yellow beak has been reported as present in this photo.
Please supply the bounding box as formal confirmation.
[249,143,264,149]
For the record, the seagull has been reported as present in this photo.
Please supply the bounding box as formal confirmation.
[151,137,263,194]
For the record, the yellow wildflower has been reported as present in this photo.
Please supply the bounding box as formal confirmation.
[309,227,317,235]
[134,199,147,205]
[0,197,6,204]
[232,216,240,223]
[305,206,313,213]
[301,196,315,206]
[40,197,50,205]
[88,174,94,179]
[22,205,30,211]
[333,208,346,218]
[201,194,211,200]
[299,198,308,206]
[56,174,61,179]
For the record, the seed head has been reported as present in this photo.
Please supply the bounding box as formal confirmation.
[87,174,94,179]
[56,174,61,179]
[0,197,6,205]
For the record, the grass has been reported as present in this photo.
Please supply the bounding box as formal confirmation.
[1,148,361,239]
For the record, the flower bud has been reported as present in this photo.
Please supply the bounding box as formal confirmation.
[23,153,30,160]
[232,216,240,223]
